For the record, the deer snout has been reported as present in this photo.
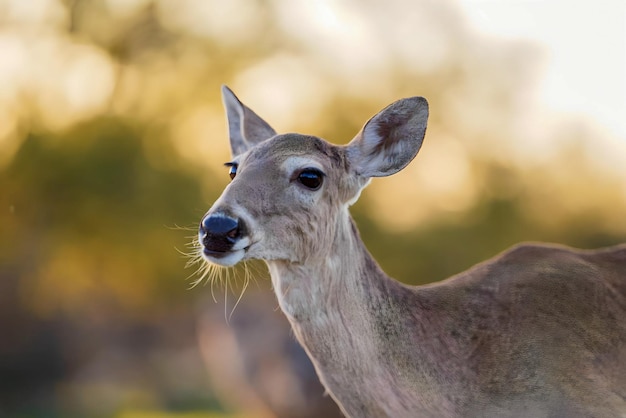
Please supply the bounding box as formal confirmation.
[199,213,247,260]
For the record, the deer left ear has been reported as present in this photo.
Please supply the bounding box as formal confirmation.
[346,96,428,178]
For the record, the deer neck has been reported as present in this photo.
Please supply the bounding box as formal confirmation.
[265,210,449,415]
[264,206,416,376]
[266,208,391,327]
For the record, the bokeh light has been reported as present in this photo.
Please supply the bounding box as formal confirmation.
[0,0,624,416]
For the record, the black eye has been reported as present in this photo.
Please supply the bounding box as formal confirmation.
[297,169,324,190]
[225,163,237,180]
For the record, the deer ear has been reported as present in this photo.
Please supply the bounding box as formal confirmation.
[346,97,428,178]
[222,85,277,158]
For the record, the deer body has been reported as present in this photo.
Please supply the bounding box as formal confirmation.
[199,86,626,417]
[270,219,626,417]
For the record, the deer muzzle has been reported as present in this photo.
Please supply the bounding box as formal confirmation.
[199,212,247,261]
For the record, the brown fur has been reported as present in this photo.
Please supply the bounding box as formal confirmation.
[200,87,626,417]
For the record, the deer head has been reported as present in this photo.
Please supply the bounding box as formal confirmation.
[199,86,428,268]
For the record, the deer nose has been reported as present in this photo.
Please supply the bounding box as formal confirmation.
[201,215,239,239]
[199,214,245,255]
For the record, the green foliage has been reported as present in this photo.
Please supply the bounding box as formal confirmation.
[2,118,206,314]
[0,118,220,417]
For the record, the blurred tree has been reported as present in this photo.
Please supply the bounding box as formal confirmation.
[0,118,222,416]
[2,118,207,315]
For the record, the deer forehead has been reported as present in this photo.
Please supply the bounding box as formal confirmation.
[227,134,362,209]
[242,134,346,173]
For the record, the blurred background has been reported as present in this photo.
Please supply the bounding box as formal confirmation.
[1,0,625,417]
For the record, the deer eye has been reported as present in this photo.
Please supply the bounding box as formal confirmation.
[297,169,324,190]
[225,163,237,180]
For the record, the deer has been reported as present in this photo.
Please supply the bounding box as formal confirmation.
[197,86,626,417]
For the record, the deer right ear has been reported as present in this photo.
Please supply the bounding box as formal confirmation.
[346,96,428,178]
[222,85,277,158]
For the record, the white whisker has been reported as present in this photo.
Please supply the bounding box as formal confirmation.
[182,237,261,321]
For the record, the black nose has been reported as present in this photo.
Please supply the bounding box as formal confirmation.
[199,214,244,256]
[201,215,239,238]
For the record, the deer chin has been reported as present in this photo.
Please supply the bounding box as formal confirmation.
[202,248,246,267]
[201,236,251,267]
